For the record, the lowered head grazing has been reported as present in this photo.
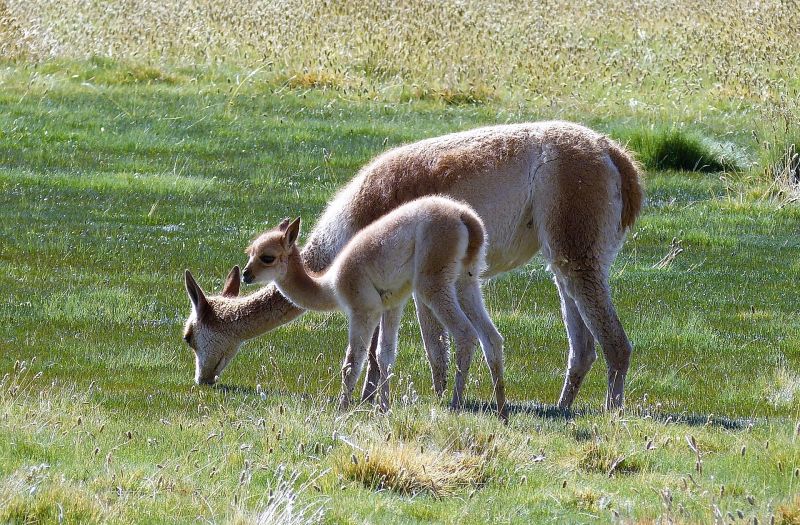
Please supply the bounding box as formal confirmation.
[183,265,243,385]
[242,217,301,285]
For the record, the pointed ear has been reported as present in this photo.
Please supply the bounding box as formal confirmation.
[221,265,240,297]
[185,269,211,318]
[283,217,301,249]
[278,217,291,232]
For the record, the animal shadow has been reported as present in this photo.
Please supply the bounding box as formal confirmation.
[462,399,754,430]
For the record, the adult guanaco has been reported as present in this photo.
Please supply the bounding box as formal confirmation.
[183,121,643,411]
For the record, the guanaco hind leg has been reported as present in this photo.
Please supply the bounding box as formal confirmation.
[340,312,381,411]
[414,296,450,398]
[376,305,404,412]
[456,278,507,420]
[554,275,598,410]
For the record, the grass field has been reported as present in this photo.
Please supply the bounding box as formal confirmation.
[2,1,800,523]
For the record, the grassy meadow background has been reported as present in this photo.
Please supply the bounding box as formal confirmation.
[1,1,800,523]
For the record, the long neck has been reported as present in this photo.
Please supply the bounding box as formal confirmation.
[275,247,339,311]
[208,221,349,343]
[211,284,304,342]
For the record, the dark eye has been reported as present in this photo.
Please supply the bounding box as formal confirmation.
[260,255,275,264]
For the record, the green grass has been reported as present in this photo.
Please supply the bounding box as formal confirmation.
[1,62,800,523]
[619,127,743,173]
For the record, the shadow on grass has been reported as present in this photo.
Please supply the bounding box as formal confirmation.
[463,399,582,420]
[464,399,754,430]
[201,386,755,430]
[646,411,754,430]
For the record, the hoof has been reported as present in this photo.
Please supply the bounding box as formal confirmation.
[498,407,509,424]
[361,393,377,404]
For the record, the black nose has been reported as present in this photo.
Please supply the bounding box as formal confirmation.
[242,269,252,284]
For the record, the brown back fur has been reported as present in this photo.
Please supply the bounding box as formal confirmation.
[347,128,531,230]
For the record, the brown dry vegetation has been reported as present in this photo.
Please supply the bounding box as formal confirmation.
[778,494,800,525]
[1,1,797,114]
[337,441,488,498]
[3,0,798,190]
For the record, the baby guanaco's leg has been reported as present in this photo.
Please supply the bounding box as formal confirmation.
[340,311,381,411]
[360,328,381,403]
[376,305,404,412]
[414,295,450,398]
[457,277,507,420]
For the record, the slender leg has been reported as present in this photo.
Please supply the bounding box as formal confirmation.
[457,278,507,421]
[557,268,632,410]
[360,328,381,403]
[554,276,598,410]
[376,305,404,412]
[339,312,380,411]
[419,284,479,412]
[414,295,450,398]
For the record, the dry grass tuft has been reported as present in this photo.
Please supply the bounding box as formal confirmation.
[400,84,496,105]
[766,141,800,205]
[578,441,644,476]
[652,237,684,270]
[230,468,328,525]
[0,466,103,524]
[285,70,344,90]
[777,494,800,525]
[767,368,800,409]
[439,426,504,458]
[337,441,487,498]
[77,55,182,85]
[567,487,603,511]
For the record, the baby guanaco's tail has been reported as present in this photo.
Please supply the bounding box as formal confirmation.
[460,209,487,272]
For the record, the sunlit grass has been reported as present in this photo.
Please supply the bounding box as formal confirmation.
[2,0,798,172]
[2,362,800,524]
[0,15,798,520]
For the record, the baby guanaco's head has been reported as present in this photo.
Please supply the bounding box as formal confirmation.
[242,217,301,285]
[182,266,242,386]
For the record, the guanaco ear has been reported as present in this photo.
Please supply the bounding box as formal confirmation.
[283,217,301,249]
[277,217,291,232]
[221,265,240,297]
[185,269,211,319]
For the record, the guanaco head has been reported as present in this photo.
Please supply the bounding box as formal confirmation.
[183,266,242,385]
[242,217,301,285]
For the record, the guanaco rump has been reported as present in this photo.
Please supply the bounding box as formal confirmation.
[182,121,643,411]
[241,198,506,418]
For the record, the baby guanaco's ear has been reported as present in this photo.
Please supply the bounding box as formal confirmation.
[278,217,291,231]
[283,217,301,249]
[221,265,241,297]
[185,269,211,319]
